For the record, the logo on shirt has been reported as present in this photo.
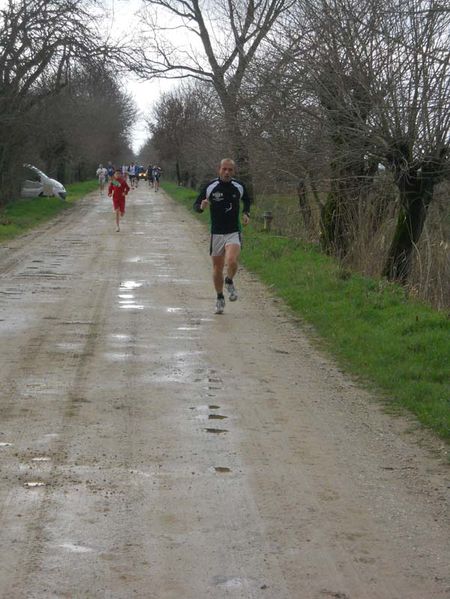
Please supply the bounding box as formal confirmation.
[212,192,224,202]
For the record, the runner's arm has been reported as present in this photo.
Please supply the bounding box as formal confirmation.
[193,187,207,212]
[242,186,251,217]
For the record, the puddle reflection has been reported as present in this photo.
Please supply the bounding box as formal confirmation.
[104,352,133,361]
[60,543,93,553]
[55,342,84,352]
[120,281,143,290]
[111,334,133,341]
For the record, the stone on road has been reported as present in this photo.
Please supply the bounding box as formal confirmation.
[0,185,448,598]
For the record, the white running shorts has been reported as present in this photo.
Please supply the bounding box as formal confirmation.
[210,232,241,256]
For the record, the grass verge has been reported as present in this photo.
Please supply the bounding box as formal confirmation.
[162,181,450,442]
[0,180,99,243]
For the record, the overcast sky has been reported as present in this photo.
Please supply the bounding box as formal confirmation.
[105,0,178,154]
[127,78,176,154]
[0,0,178,154]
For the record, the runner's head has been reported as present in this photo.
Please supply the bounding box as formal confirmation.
[113,169,121,179]
[218,158,235,182]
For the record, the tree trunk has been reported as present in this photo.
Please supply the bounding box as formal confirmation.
[383,170,434,283]
[57,159,66,185]
[297,178,312,230]
[0,141,10,206]
[0,126,23,206]
[320,154,377,257]
[320,187,350,257]
[319,159,359,257]
[232,128,253,198]
[222,101,254,198]
[175,159,181,186]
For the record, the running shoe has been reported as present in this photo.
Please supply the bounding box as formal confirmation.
[116,225,120,232]
[225,280,238,301]
[215,297,225,314]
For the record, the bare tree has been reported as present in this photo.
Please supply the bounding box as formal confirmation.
[0,0,116,201]
[27,64,136,183]
[148,82,220,186]
[278,0,450,280]
[236,34,328,231]
[373,0,450,282]
[132,0,294,192]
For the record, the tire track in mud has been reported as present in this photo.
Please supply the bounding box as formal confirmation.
[0,199,95,278]
[0,199,115,595]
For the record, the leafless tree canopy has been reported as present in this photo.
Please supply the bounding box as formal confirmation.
[0,0,133,201]
[136,0,449,302]
[147,81,225,186]
[131,0,295,189]
[0,0,448,304]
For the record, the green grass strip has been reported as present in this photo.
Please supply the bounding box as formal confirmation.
[162,181,450,441]
[0,180,99,243]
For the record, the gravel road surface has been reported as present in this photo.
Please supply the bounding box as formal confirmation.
[0,185,449,598]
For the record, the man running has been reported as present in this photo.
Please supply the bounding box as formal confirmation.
[152,165,161,191]
[96,163,108,194]
[128,162,137,189]
[193,158,251,314]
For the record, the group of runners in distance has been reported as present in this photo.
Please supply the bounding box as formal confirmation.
[96,162,162,193]
[96,157,251,315]
[95,161,162,233]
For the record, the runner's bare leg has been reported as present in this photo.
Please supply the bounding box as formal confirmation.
[225,243,240,280]
[212,255,225,294]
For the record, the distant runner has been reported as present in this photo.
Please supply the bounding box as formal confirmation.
[128,162,137,189]
[193,158,251,314]
[106,162,115,182]
[108,169,130,232]
[96,164,108,194]
[147,164,154,187]
[152,165,161,191]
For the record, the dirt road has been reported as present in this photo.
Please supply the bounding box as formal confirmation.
[0,185,448,599]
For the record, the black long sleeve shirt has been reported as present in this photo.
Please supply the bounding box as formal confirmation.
[193,177,251,234]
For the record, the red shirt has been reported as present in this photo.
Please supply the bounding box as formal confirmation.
[108,177,130,200]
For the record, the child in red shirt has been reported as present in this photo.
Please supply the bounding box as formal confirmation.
[108,169,130,232]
